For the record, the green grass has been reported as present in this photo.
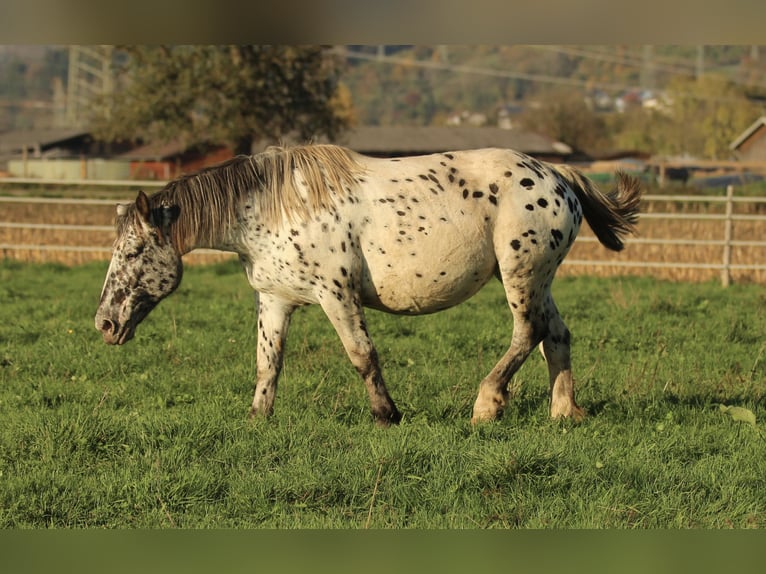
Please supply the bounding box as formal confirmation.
[0,260,764,528]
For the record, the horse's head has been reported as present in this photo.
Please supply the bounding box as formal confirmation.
[95,190,182,345]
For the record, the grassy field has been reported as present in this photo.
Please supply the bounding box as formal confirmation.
[0,260,764,528]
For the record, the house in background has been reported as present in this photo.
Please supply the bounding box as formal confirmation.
[1,125,575,181]
[0,129,232,180]
[729,116,766,162]
[0,128,94,176]
[0,128,142,179]
[337,125,574,162]
[255,125,575,163]
[114,140,233,180]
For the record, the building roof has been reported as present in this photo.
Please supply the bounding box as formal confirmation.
[729,116,766,151]
[257,125,572,157]
[115,139,188,161]
[121,126,574,163]
[2,125,573,162]
[0,128,90,154]
[338,125,571,156]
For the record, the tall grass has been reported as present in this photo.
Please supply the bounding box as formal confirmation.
[0,261,764,527]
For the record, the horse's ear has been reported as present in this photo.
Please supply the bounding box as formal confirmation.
[135,190,151,221]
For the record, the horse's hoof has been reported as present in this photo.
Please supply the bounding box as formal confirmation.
[373,407,402,427]
[551,404,586,422]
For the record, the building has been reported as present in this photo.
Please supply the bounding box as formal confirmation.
[0,128,93,176]
[0,130,232,180]
[729,116,766,162]
[1,125,574,180]
[113,141,234,180]
[257,125,574,163]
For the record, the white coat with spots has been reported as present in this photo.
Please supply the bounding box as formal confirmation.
[95,144,641,425]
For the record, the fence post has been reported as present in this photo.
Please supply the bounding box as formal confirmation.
[658,161,666,188]
[721,184,734,287]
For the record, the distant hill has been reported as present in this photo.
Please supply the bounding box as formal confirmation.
[339,45,766,127]
[2,45,765,152]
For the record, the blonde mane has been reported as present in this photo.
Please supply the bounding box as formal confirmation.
[123,144,367,251]
[250,144,367,226]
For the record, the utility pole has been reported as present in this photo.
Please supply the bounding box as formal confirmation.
[641,45,655,90]
[696,45,705,79]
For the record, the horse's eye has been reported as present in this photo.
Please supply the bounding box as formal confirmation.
[125,245,145,261]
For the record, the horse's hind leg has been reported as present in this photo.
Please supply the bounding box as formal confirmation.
[539,294,585,420]
[249,292,295,419]
[471,279,548,424]
[319,295,401,426]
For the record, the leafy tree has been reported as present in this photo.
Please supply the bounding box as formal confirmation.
[0,48,65,101]
[516,88,610,154]
[0,57,29,99]
[664,74,761,159]
[608,108,663,152]
[613,74,762,159]
[90,46,354,154]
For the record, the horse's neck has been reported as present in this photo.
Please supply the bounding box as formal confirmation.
[173,193,248,255]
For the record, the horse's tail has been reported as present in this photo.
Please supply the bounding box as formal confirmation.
[555,165,642,252]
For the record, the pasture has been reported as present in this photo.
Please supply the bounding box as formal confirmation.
[0,259,764,528]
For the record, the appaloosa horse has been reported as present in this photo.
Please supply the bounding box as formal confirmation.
[95,144,641,425]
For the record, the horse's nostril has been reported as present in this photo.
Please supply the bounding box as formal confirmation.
[101,319,116,334]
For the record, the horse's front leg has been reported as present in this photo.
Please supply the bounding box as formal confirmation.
[319,293,401,426]
[249,292,295,419]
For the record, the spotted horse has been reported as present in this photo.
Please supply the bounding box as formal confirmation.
[95,144,641,426]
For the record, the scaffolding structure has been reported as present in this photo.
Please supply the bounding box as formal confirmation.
[65,45,114,128]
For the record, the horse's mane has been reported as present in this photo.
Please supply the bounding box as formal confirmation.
[123,144,367,252]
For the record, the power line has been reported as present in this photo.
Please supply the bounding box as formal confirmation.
[532,45,699,79]
[535,45,766,90]
[334,47,639,92]
[335,46,766,104]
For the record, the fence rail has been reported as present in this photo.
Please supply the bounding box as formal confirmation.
[3,184,766,285]
[0,177,166,188]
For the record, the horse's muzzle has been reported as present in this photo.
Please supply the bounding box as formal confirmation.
[96,316,134,345]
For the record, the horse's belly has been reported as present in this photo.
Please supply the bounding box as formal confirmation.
[360,241,496,315]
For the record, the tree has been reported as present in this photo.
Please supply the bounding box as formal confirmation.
[517,88,609,155]
[664,75,761,159]
[89,46,354,155]
[612,74,762,159]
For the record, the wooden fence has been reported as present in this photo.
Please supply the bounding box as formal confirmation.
[565,185,766,286]
[2,180,766,285]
